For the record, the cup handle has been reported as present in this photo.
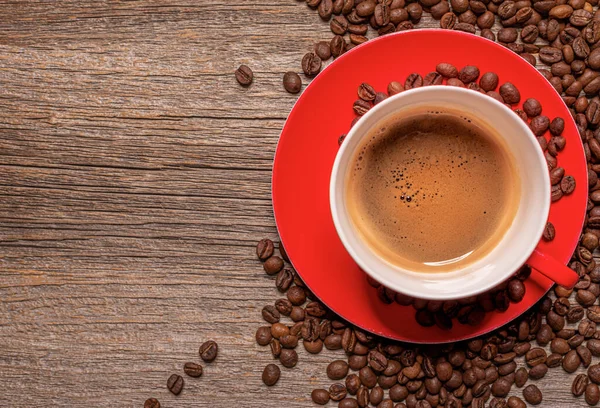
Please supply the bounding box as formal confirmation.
[527,249,579,289]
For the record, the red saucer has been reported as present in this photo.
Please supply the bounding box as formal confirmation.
[272,30,587,343]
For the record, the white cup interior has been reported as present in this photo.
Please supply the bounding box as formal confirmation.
[330,86,551,300]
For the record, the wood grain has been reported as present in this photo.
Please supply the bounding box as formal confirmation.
[0,1,592,406]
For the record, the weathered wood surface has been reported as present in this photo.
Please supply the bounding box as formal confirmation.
[0,1,592,406]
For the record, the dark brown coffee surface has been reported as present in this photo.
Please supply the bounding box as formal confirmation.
[346,107,520,272]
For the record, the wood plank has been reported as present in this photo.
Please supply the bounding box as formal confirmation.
[0,0,591,406]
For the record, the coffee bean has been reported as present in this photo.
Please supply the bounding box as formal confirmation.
[369,386,384,405]
[588,383,600,405]
[529,363,548,380]
[264,256,284,275]
[287,286,306,305]
[478,72,499,92]
[525,348,547,367]
[515,367,528,387]
[328,360,350,380]
[167,374,184,395]
[356,386,369,407]
[326,383,347,402]
[522,384,542,405]
[271,323,289,339]
[423,72,443,86]
[280,348,298,368]
[433,63,458,79]
[256,326,274,346]
[530,115,550,136]
[507,280,525,302]
[260,363,280,386]
[346,374,361,395]
[388,81,404,95]
[257,239,275,260]
[262,305,281,324]
[507,396,526,408]
[491,378,512,397]
[310,389,330,405]
[563,349,582,372]
[199,340,218,362]
[144,398,160,408]
[330,35,347,58]
[353,99,371,115]
[283,72,302,94]
[561,175,576,194]
[405,73,423,89]
[440,12,458,28]
[304,338,324,354]
[358,83,376,101]
[302,53,322,77]
[181,362,203,378]
[235,65,253,86]
[458,65,480,83]
[360,365,378,387]
[270,338,282,358]
[325,334,343,350]
[499,82,521,104]
[448,78,466,87]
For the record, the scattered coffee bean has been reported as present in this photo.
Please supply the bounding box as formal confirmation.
[283,72,302,94]
[523,384,542,405]
[235,65,253,86]
[302,52,322,77]
[183,362,203,378]
[263,364,281,386]
[199,340,218,362]
[167,374,184,395]
[144,398,160,408]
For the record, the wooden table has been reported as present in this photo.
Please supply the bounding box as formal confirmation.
[0,1,588,406]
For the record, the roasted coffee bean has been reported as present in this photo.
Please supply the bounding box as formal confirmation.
[359,366,378,388]
[405,73,423,89]
[262,364,281,386]
[271,323,289,339]
[289,305,304,322]
[529,363,548,380]
[346,374,361,395]
[256,326,273,346]
[507,396,527,408]
[349,354,368,370]
[235,65,253,86]
[587,383,600,405]
[423,72,443,85]
[182,362,203,378]
[458,65,480,83]
[522,384,542,405]
[257,239,275,260]
[280,348,298,368]
[262,305,281,324]
[353,99,371,115]
[144,399,160,408]
[282,71,303,94]
[264,256,284,275]
[328,360,350,380]
[561,175,576,194]
[563,349,582,372]
[522,99,542,118]
[578,344,593,367]
[374,92,388,105]
[388,81,404,95]
[301,52,322,77]
[325,334,343,350]
[515,367,528,387]
[329,383,348,401]
[199,340,218,362]
[436,62,459,77]
[525,348,547,367]
[499,82,521,104]
[440,11,458,28]
[287,286,306,305]
[270,339,282,358]
[479,72,499,91]
[357,83,376,101]
[280,334,298,349]
[167,374,184,395]
[551,337,570,354]
[572,374,590,396]
[569,334,586,348]
[498,27,518,42]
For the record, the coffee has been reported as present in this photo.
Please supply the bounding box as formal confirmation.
[345,106,520,272]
